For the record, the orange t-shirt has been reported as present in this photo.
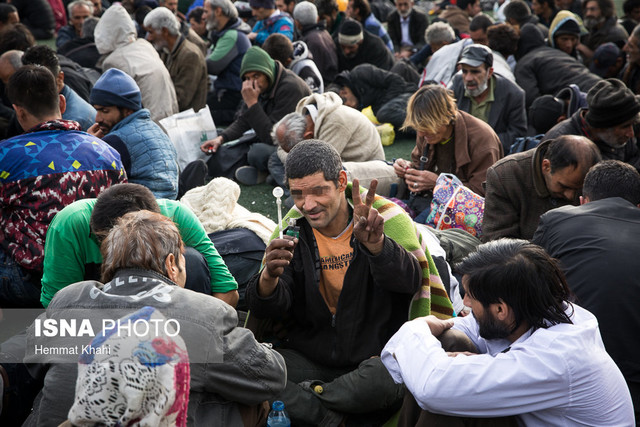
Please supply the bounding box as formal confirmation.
[312,221,354,314]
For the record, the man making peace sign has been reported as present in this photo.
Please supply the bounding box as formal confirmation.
[245,139,425,425]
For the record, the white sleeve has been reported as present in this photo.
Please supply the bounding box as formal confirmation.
[382,319,571,417]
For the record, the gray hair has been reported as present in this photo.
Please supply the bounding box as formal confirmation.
[293,1,318,26]
[206,0,239,20]
[82,16,99,38]
[143,6,181,36]
[0,49,24,71]
[425,21,455,45]
[272,112,307,152]
[67,0,94,17]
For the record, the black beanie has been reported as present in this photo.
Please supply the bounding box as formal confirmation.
[529,95,564,134]
[585,78,640,128]
[554,19,580,37]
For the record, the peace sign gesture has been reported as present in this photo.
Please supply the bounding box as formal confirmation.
[352,178,385,255]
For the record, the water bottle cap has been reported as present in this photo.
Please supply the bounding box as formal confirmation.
[272,400,285,411]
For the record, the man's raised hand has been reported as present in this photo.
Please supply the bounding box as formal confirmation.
[352,178,384,255]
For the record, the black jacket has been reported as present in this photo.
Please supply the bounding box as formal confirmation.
[334,30,395,72]
[245,216,421,368]
[515,23,601,107]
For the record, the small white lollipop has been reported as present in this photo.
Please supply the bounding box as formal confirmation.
[272,186,284,238]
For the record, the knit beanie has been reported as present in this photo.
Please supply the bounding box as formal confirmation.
[585,78,640,128]
[240,46,276,85]
[90,68,142,111]
[249,0,275,9]
[554,19,580,37]
[338,19,364,45]
[529,95,564,134]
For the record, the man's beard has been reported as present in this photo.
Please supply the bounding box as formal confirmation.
[584,16,605,30]
[466,78,489,97]
[594,128,630,149]
[399,7,412,18]
[475,310,511,341]
[206,16,218,31]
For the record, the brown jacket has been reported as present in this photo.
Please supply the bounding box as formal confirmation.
[410,110,503,196]
[482,139,575,242]
[167,35,208,112]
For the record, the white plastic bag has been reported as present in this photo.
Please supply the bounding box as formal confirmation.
[159,105,217,171]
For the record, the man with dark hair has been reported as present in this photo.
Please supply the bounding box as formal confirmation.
[8,0,55,40]
[245,139,452,425]
[387,0,429,57]
[579,0,628,62]
[27,208,285,426]
[504,0,549,35]
[532,0,558,27]
[334,18,395,71]
[88,68,179,199]
[40,183,239,307]
[544,78,640,170]
[533,160,640,421]
[439,0,481,36]
[21,45,96,131]
[263,33,324,93]
[187,6,207,37]
[448,44,526,152]
[0,65,125,307]
[621,0,640,34]
[382,238,634,425]
[316,0,345,36]
[0,3,19,32]
[346,0,393,50]
[468,13,493,45]
[487,23,519,82]
[276,0,296,14]
[483,135,601,241]
[248,0,294,44]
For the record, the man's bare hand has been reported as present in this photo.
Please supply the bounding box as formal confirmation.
[263,236,297,280]
[352,179,384,255]
[200,136,223,154]
[87,123,104,139]
[423,315,454,337]
[241,78,260,108]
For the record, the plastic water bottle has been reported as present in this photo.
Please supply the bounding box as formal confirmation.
[267,401,290,427]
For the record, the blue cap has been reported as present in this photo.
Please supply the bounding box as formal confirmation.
[272,400,285,411]
[90,68,142,111]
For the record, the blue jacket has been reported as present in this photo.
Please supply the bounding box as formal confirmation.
[252,12,294,45]
[61,85,96,131]
[107,109,178,199]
